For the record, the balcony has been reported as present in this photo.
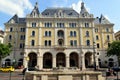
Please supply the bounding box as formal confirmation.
[54,45,66,51]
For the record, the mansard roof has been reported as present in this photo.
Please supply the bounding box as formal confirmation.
[30,2,40,17]
[80,2,92,17]
[41,8,79,17]
[94,15,111,24]
[6,14,26,24]
[7,14,19,23]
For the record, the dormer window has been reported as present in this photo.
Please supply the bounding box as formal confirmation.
[45,13,49,15]
[58,10,63,17]
[68,12,72,15]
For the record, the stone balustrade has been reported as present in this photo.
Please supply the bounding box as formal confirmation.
[25,70,105,80]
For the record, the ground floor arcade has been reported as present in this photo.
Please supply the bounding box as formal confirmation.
[23,50,99,70]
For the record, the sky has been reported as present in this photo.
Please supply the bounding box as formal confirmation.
[0,0,119,32]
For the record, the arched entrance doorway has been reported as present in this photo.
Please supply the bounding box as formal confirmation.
[43,52,52,68]
[70,52,79,67]
[18,59,23,67]
[108,58,114,67]
[5,59,11,66]
[28,52,37,67]
[56,53,66,67]
[98,58,102,68]
[85,52,92,68]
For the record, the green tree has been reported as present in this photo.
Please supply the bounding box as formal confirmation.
[0,43,12,65]
[107,41,120,66]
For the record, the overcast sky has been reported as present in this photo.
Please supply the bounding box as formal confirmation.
[0,0,119,32]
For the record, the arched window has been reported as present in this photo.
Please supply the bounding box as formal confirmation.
[74,31,76,37]
[45,40,47,46]
[86,40,90,46]
[32,31,35,36]
[45,31,47,36]
[9,35,12,40]
[107,35,110,40]
[49,40,51,46]
[70,31,73,36]
[86,31,89,37]
[31,40,35,46]
[49,31,51,36]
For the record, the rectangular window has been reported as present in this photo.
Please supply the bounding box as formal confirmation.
[69,23,76,28]
[57,23,64,28]
[95,28,98,32]
[96,35,99,40]
[10,28,13,32]
[85,23,89,27]
[32,23,36,27]
[45,23,52,27]
[74,40,77,46]
[20,28,26,32]
[106,28,109,32]
[70,40,73,46]
[70,40,77,46]
[97,43,100,48]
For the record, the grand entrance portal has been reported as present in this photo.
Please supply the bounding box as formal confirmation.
[43,52,52,68]
[56,53,66,67]
[28,53,37,67]
[85,52,92,68]
[70,52,79,67]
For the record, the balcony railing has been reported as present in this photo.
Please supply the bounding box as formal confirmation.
[25,45,94,49]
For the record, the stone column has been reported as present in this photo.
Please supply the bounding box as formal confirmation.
[53,56,56,68]
[23,52,28,68]
[23,57,28,68]
[38,56,43,70]
[79,55,82,70]
[95,55,99,68]
[37,53,41,69]
[66,56,70,68]
[81,55,86,70]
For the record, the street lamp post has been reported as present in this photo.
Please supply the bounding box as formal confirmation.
[93,42,96,70]
[26,57,29,71]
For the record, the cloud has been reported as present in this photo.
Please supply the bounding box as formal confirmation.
[71,0,90,13]
[0,0,33,17]
[104,15,111,21]
[114,29,118,33]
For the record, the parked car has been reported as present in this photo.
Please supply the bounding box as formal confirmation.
[0,66,15,72]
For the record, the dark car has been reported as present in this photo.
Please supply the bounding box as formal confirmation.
[112,67,120,72]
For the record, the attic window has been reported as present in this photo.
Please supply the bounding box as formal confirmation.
[45,13,49,15]
[68,13,72,15]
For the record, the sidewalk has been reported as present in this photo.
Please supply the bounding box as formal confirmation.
[15,69,23,72]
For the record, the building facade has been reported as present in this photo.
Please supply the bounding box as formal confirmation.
[3,2,116,70]
[0,30,4,43]
[115,31,120,40]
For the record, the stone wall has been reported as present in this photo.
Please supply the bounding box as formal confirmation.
[25,70,105,80]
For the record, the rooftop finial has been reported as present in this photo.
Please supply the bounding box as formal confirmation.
[35,2,38,8]
[81,2,85,9]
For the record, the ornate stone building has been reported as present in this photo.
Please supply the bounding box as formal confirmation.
[3,2,116,70]
[115,31,120,40]
[0,30,4,43]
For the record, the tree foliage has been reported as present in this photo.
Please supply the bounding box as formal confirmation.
[107,41,120,66]
[0,43,12,60]
[107,41,120,57]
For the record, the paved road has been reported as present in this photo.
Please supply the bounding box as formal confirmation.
[0,69,120,80]
[0,71,24,80]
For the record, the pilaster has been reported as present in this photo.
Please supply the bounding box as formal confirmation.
[66,56,70,68]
